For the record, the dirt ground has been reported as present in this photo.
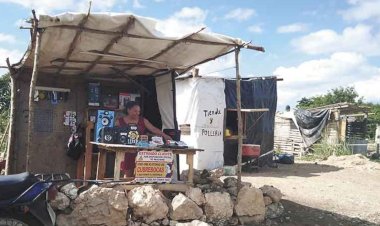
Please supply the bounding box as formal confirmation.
[241,154,380,226]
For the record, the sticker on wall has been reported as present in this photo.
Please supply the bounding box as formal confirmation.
[63,111,77,127]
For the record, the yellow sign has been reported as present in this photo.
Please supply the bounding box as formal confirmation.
[135,162,169,178]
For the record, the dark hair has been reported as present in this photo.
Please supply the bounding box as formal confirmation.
[125,101,140,115]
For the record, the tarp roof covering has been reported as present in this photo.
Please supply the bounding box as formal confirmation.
[13,12,263,77]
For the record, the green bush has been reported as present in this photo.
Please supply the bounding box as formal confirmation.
[308,138,352,160]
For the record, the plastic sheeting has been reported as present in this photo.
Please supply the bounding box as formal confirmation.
[224,78,277,166]
[176,78,226,171]
[155,74,174,130]
[294,109,330,148]
[13,12,249,77]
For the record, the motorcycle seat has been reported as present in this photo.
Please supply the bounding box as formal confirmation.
[0,172,38,201]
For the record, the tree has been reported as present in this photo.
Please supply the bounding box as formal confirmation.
[0,73,10,154]
[0,73,10,114]
[297,86,362,109]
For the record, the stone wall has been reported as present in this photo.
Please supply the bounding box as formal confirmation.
[54,170,284,226]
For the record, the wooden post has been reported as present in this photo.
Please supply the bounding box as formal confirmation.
[235,48,243,191]
[5,63,17,174]
[96,150,106,180]
[113,151,124,180]
[83,121,94,182]
[26,29,42,171]
[186,152,195,185]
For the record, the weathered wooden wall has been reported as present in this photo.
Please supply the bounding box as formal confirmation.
[13,70,87,176]
[274,116,304,155]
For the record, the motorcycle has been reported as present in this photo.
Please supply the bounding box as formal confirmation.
[0,172,70,226]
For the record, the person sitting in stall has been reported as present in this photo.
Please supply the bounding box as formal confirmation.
[116,101,172,177]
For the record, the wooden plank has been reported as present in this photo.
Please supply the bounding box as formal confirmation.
[96,149,107,180]
[84,122,94,182]
[227,108,269,112]
[186,153,194,185]
[113,151,124,180]
[102,183,190,192]
[90,142,203,153]
[76,153,84,185]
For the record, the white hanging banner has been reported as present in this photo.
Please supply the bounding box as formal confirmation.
[176,78,226,170]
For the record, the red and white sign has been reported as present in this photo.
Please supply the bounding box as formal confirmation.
[135,151,174,183]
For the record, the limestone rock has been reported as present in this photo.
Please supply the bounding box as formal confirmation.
[56,185,128,226]
[169,220,178,226]
[226,186,238,197]
[223,177,237,188]
[186,187,206,206]
[181,169,202,184]
[234,186,265,217]
[238,215,265,225]
[50,192,70,210]
[162,218,170,225]
[60,183,79,200]
[176,220,211,226]
[260,185,282,203]
[228,217,239,226]
[264,196,273,206]
[170,193,203,221]
[266,202,284,219]
[210,168,224,178]
[128,186,169,224]
[204,192,233,222]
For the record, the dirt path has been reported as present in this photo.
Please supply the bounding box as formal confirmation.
[241,155,380,225]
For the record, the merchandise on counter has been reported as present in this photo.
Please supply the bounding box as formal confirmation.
[119,92,141,109]
[150,136,164,147]
[88,83,101,106]
[102,92,118,109]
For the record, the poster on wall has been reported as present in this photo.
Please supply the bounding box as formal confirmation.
[134,151,174,183]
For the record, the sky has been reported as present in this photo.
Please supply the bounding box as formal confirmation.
[0,0,379,110]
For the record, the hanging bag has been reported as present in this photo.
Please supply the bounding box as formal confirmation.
[67,124,84,160]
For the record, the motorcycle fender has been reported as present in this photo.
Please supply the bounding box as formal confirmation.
[28,197,55,226]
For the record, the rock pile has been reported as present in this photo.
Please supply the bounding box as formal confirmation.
[54,170,284,226]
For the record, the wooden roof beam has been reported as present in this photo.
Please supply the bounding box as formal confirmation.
[81,17,135,74]
[51,58,163,69]
[121,28,205,73]
[110,67,150,93]
[56,9,91,75]
[47,24,264,51]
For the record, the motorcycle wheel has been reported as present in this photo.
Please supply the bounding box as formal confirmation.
[0,218,28,226]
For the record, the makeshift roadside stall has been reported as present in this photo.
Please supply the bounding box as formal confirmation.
[4,10,264,190]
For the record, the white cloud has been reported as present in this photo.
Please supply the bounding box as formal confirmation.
[273,52,380,108]
[0,34,16,43]
[277,23,308,33]
[248,25,263,34]
[292,24,380,56]
[132,0,144,9]
[0,0,119,14]
[340,0,380,22]
[0,48,23,75]
[224,8,256,21]
[156,7,207,37]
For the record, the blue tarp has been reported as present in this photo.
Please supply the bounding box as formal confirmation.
[224,78,277,166]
